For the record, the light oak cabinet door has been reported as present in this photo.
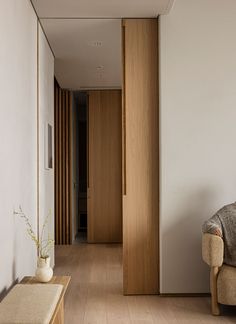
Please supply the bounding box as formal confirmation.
[88,90,122,243]
[123,19,159,295]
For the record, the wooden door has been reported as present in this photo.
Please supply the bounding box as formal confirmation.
[123,19,159,294]
[88,90,122,243]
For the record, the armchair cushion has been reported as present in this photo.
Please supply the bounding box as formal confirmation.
[217,265,236,305]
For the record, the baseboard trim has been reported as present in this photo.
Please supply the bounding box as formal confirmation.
[160,293,211,297]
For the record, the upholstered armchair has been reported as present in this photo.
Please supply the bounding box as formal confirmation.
[202,233,236,315]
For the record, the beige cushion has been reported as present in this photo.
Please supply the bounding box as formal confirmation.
[0,284,63,324]
[217,265,236,305]
[202,233,224,267]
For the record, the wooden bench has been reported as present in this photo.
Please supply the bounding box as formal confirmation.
[0,276,70,324]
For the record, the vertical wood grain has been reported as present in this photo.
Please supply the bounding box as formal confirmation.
[65,90,68,244]
[69,92,73,244]
[88,90,122,243]
[58,88,62,244]
[54,81,72,245]
[87,95,90,191]
[62,90,66,244]
[122,24,127,197]
[54,81,59,244]
[123,19,159,295]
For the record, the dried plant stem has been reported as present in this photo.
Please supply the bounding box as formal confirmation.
[14,206,54,259]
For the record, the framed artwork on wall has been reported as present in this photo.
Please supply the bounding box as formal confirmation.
[45,123,53,170]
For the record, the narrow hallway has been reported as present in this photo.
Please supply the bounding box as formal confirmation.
[54,244,235,324]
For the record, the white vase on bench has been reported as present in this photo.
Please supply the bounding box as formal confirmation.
[35,256,53,283]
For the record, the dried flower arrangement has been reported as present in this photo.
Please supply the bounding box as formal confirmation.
[14,206,54,259]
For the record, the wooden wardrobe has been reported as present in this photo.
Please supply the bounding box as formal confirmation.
[122,19,159,295]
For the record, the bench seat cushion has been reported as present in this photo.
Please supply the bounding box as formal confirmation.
[0,284,63,324]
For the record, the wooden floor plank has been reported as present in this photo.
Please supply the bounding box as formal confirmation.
[54,243,236,324]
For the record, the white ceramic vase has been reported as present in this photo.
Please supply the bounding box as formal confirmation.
[35,256,53,283]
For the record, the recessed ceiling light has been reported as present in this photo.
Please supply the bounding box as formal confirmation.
[87,41,103,47]
[96,65,104,70]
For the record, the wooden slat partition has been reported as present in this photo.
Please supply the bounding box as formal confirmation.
[123,19,159,295]
[54,79,72,245]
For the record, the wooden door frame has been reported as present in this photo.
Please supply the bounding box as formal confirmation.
[54,17,160,295]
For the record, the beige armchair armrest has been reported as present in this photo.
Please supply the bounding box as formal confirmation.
[202,233,224,315]
[202,233,224,267]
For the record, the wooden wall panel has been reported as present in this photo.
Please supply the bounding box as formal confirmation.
[54,82,59,244]
[123,19,159,295]
[54,80,72,244]
[88,90,122,243]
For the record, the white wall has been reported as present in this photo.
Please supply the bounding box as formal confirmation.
[0,0,54,294]
[38,24,55,265]
[160,0,236,293]
[0,0,37,293]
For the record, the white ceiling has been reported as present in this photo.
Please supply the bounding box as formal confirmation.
[41,19,122,90]
[36,0,175,90]
[32,0,175,18]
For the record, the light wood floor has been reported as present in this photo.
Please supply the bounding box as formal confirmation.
[54,243,236,324]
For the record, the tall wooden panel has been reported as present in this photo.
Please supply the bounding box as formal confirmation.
[123,19,159,294]
[54,80,72,245]
[88,90,122,243]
